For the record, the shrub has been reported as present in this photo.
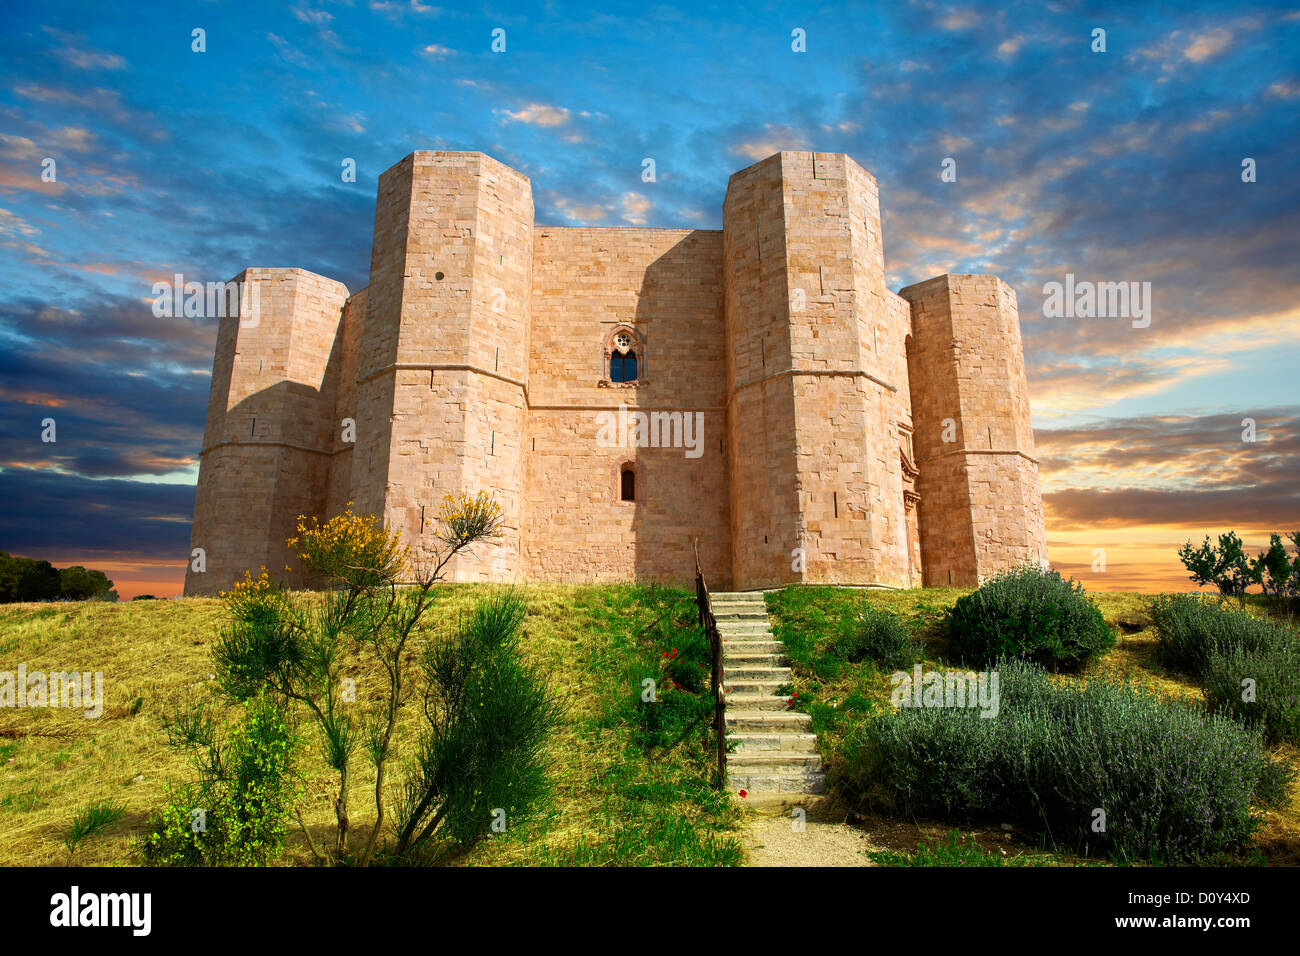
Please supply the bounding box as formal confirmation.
[1149,593,1291,676]
[141,691,299,866]
[1204,640,1300,745]
[393,590,558,857]
[945,566,1112,670]
[844,660,1290,863]
[844,694,1002,815]
[62,800,126,857]
[829,604,918,670]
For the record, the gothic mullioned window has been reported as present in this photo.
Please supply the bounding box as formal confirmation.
[602,326,643,386]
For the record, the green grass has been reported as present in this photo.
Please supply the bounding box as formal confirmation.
[62,800,127,856]
[0,584,741,866]
[868,829,1065,867]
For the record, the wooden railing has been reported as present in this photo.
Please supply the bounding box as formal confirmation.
[693,540,726,789]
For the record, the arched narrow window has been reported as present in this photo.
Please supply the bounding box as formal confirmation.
[620,466,635,501]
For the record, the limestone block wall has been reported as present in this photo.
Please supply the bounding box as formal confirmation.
[899,274,1048,586]
[524,227,730,585]
[186,268,349,595]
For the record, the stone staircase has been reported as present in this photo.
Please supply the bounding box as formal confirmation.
[714,591,825,794]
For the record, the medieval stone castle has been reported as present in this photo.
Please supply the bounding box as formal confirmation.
[185,150,1049,596]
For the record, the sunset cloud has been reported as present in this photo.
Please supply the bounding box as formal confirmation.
[0,1,1295,597]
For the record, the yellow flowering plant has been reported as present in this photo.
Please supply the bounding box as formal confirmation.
[289,505,407,590]
[435,490,503,550]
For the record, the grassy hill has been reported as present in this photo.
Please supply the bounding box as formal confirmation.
[2,584,1297,866]
[0,584,741,867]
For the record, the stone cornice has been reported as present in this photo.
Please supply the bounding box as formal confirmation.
[920,448,1040,466]
[200,439,352,458]
[732,366,898,396]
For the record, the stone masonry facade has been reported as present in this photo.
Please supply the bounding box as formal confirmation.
[185,150,1049,595]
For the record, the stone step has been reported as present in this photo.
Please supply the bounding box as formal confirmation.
[728,771,826,795]
[717,625,775,637]
[728,752,823,772]
[712,609,768,621]
[723,694,795,713]
[719,639,783,654]
[724,665,791,681]
[722,650,785,664]
[723,679,788,696]
[711,592,767,601]
[725,710,811,731]
[726,732,819,753]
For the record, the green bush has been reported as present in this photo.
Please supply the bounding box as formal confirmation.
[1204,640,1300,745]
[829,604,918,670]
[141,692,298,866]
[1150,593,1291,675]
[844,660,1291,863]
[1150,594,1300,743]
[393,591,559,856]
[945,566,1113,670]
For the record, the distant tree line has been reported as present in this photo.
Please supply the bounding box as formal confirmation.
[0,552,118,603]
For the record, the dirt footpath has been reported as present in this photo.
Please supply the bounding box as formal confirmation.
[739,796,884,866]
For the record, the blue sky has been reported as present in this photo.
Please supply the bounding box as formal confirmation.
[1,0,1297,594]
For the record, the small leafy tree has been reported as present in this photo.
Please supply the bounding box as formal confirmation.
[213,492,506,865]
[16,559,60,601]
[58,565,115,601]
[1250,533,1293,609]
[1178,532,1260,604]
[1291,532,1300,601]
